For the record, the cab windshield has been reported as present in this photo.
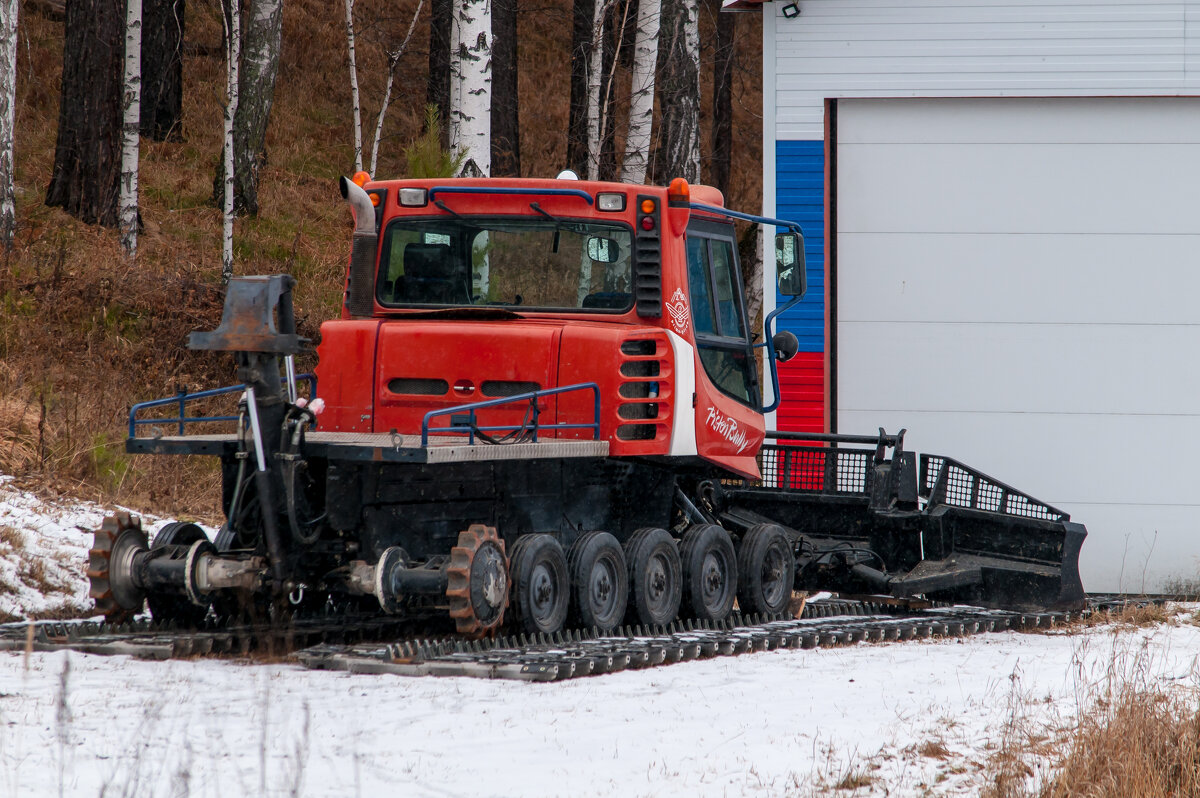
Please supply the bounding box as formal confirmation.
[376,217,634,311]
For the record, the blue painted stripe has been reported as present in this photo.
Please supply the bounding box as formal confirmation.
[774,139,825,353]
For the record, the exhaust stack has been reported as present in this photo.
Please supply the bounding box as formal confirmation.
[339,176,378,318]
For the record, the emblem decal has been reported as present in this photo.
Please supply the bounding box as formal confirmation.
[667,287,690,335]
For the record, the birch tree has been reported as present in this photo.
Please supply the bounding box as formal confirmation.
[0,0,17,251]
[448,0,491,178]
[620,0,659,184]
[224,0,282,216]
[654,0,700,183]
[344,0,363,172]
[221,0,241,283]
[583,0,611,180]
[119,0,142,258]
[368,0,423,175]
[46,0,124,226]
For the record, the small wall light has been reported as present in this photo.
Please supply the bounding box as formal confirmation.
[781,3,800,17]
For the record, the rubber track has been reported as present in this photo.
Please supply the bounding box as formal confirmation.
[294,605,1072,681]
[0,598,1100,679]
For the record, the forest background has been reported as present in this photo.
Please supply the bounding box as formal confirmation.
[0,0,764,519]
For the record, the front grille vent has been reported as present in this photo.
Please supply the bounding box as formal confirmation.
[616,337,666,441]
[481,380,541,398]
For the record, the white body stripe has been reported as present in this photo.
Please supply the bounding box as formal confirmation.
[665,330,698,457]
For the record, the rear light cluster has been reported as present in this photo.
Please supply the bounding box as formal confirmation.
[616,337,668,442]
[633,195,662,317]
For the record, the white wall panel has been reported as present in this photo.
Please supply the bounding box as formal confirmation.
[772,0,1200,139]
[836,97,1200,591]
[838,234,1200,325]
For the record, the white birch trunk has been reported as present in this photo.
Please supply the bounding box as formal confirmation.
[0,0,17,251]
[448,0,491,178]
[369,0,424,175]
[621,0,659,185]
[682,0,700,180]
[119,0,142,258]
[344,0,362,173]
[222,0,241,284]
[584,0,609,181]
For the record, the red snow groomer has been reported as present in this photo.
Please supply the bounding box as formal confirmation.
[91,174,1086,638]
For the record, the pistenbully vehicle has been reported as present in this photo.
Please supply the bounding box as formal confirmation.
[88,173,1086,638]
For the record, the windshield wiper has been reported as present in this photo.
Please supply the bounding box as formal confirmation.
[529,202,565,253]
[528,202,562,224]
[434,199,465,219]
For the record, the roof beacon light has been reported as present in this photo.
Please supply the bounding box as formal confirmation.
[352,171,371,188]
[597,193,626,212]
[399,187,428,207]
[556,169,580,180]
[668,178,690,207]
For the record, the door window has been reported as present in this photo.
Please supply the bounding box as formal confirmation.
[685,222,759,408]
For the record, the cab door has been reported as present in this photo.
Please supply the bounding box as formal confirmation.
[684,218,765,477]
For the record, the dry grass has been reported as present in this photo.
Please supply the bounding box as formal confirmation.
[5,0,763,517]
[917,739,952,760]
[1056,602,1175,632]
[833,767,875,791]
[1017,689,1200,798]
[983,628,1200,798]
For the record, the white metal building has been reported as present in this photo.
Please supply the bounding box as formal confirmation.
[752,0,1200,591]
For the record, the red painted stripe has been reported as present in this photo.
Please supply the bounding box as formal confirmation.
[775,353,825,434]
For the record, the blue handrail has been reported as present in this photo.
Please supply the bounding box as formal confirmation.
[128,374,317,438]
[687,202,804,235]
[427,186,595,205]
[421,383,602,446]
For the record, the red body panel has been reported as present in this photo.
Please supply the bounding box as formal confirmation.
[558,324,673,455]
[373,320,562,435]
[314,320,380,432]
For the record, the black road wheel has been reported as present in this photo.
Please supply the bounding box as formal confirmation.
[147,522,212,628]
[736,523,795,616]
[624,527,682,626]
[567,531,628,633]
[510,534,570,635]
[679,524,737,622]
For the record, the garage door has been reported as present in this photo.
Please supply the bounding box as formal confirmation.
[836,97,1200,592]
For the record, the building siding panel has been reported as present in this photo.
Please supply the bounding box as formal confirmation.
[771,0,1200,139]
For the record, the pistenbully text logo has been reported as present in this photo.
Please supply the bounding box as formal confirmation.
[706,406,749,453]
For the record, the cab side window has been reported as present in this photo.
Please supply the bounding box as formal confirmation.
[684,221,759,408]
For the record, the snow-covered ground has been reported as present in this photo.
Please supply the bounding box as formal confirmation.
[2,622,1198,797]
[1,476,1198,797]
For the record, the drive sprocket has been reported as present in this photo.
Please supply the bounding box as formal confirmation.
[88,512,148,623]
[446,524,509,639]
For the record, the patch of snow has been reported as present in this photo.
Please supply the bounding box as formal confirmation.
[0,476,200,621]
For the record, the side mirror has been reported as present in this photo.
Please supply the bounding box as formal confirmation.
[772,330,799,363]
[586,235,621,264]
[776,232,806,297]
